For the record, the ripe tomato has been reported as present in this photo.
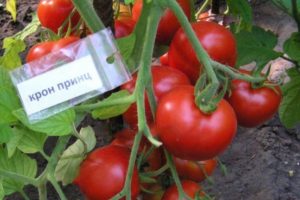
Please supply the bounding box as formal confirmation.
[156,85,237,161]
[173,157,217,182]
[132,0,191,44]
[122,65,191,129]
[114,19,136,38]
[168,21,237,83]
[162,180,202,200]
[74,145,140,200]
[227,70,282,127]
[37,0,80,33]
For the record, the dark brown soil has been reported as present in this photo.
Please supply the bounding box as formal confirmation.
[1,0,300,200]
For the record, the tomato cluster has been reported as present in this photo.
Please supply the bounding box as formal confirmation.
[32,1,282,199]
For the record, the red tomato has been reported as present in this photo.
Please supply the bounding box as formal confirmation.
[74,145,140,200]
[168,21,237,83]
[26,41,55,63]
[159,52,169,66]
[132,0,191,44]
[122,65,191,129]
[173,157,217,182]
[162,180,202,200]
[156,85,237,161]
[37,0,80,33]
[227,71,282,127]
[114,19,136,38]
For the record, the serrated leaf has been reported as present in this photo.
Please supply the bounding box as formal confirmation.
[279,68,300,128]
[283,32,300,63]
[55,126,96,185]
[0,124,13,145]
[6,127,47,156]
[13,13,40,40]
[92,90,132,120]
[0,38,26,69]
[226,0,253,31]
[234,26,281,67]
[0,148,37,195]
[6,0,17,21]
[13,109,76,136]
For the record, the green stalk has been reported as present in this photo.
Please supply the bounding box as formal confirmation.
[72,0,105,32]
[19,189,30,200]
[38,181,47,200]
[74,94,135,112]
[211,61,265,82]
[112,3,164,199]
[292,0,300,31]
[164,150,192,200]
[195,0,212,19]
[48,175,67,200]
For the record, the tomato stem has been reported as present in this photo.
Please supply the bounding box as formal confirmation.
[19,189,30,200]
[195,0,212,19]
[164,149,193,200]
[72,0,105,32]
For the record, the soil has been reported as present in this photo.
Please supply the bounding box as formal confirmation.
[1,0,300,200]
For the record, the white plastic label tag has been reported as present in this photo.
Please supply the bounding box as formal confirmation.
[17,55,103,115]
[10,28,131,123]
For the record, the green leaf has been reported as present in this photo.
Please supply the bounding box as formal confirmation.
[13,109,76,136]
[6,0,17,21]
[0,148,37,195]
[124,0,134,4]
[283,32,300,63]
[279,68,300,128]
[0,124,13,145]
[226,0,253,31]
[234,26,281,67]
[116,34,136,71]
[13,13,40,40]
[6,127,47,156]
[92,90,132,120]
[0,38,26,69]
[55,126,96,185]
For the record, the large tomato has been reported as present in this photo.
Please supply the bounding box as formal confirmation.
[37,0,80,33]
[168,21,237,83]
[162,180,202,200]
[227,70,282,127]
[122,65,191,129]
[173,157,217,182]
[132,0,191,44]
[114,19,136,38]
[156,85,237,161]
[74,145,140,200]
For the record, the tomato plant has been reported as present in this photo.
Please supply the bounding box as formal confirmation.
[132,0,191,44]
[37,0,80,33]
[173,157,217,182]
[227,71,282,128]
[156,85,237,161]
[74,145,140,200]
[168,21,237,83]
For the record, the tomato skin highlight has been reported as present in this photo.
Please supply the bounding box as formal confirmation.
[162,180,202,200]
[132,0,191,44]
[156,85,237,161]
[173,157,217,182]
[122,65,191,129]
[26,41,55,63]
[168,21,237,83]
[227,72,282,127]
[37,0,80,33]
[74,145,140,200]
